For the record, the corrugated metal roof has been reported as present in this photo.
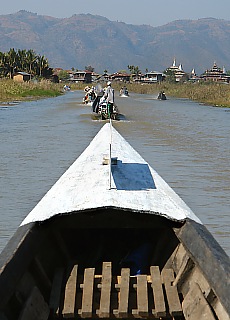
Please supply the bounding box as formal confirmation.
[14,72,31,76]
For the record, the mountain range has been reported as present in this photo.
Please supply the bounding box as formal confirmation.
[1,10,230,74]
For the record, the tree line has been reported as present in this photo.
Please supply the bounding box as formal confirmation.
[0,48,52,79]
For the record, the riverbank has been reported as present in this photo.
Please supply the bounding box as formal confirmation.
[1,79,230,108]
[0,79,66,103]
[0,79,88,104]
[121,82,230,108]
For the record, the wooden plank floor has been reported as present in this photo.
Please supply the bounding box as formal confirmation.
[49,262,183,319]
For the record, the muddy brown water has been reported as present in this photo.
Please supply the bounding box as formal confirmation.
[0,90,229,256]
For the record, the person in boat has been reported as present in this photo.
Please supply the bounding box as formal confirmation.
[83,86,90,103]
[84,86,90,93]
[123,86,128,95]
[92,88,104,113]
[103,81,115,117]
[83,86,96,104]
[63,84,70,91]
[88,87,96,101]
[120,86,129,96]
[158,91,166,100]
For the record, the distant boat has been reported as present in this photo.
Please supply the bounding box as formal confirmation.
[63,84,71,91]
[0,123,229,320]
[120,92,129,98]
[158,91,167,100]
[119,87,129,97]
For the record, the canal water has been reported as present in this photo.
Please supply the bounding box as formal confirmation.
[0,90,229,256]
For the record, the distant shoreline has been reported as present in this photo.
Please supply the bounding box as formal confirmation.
[1,80,230,108]
[119,82,230,108]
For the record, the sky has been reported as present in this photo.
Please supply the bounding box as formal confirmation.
[1,0,230,26]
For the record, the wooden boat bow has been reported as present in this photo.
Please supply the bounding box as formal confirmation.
[0,123,229,320]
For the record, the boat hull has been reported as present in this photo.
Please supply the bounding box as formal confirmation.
[83,101,93,107]
[91,111,121,120]
[0,210,229,319]
[0,124,229,319]
[157,92,167,100]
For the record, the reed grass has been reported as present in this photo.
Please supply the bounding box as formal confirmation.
[118,82,230,107]
[0,79,64,102]
[1,79,230,108]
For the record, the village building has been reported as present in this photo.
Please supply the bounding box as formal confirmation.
[110,72,130,82]
[13,72,31,82]
[91,72,100,82]
[69,70,92,83]
[139,71,165,83]
[50,73,59,83]
[166,58,188,82]
[188,68,200,82]
[200,62,230,82]
[167,58,179,73]
[53,68,63,74]
[94,73,110,83]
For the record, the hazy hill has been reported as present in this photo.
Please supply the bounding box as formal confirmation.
[1,10,230,74]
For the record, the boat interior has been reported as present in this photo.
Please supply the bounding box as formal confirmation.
[0,208,229,320]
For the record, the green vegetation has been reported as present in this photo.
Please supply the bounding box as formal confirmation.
[1,78,230,108]
[117,82,230,108]
[58,70,70,81]
[0,79,63,102]
[1,46,229,108]
[0,79,88,102]
[0,48,51,79]
[0,47,78,102]
[127,65,141,80]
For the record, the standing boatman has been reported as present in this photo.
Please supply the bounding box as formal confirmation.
[103,81,115,117]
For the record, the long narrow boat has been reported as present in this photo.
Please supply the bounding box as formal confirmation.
[91,103,121,121]
[0,123,229,320]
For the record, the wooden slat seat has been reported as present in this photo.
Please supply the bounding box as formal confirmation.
[49,263,183,319]
[62,264,78,318]
[79,268,95,318]
[132,275,149,317]
[150,266,166,317]
[96,262,112,318]
[113,268,130,318]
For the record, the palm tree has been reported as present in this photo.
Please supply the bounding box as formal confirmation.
[37,55,49,77]
[17,49,27,71]
[0,52,8,77]
[128,65,141,74]
[6,48,18,78]
[26,49,37,78]
[0,48,50,79]
[127,65,141,80]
